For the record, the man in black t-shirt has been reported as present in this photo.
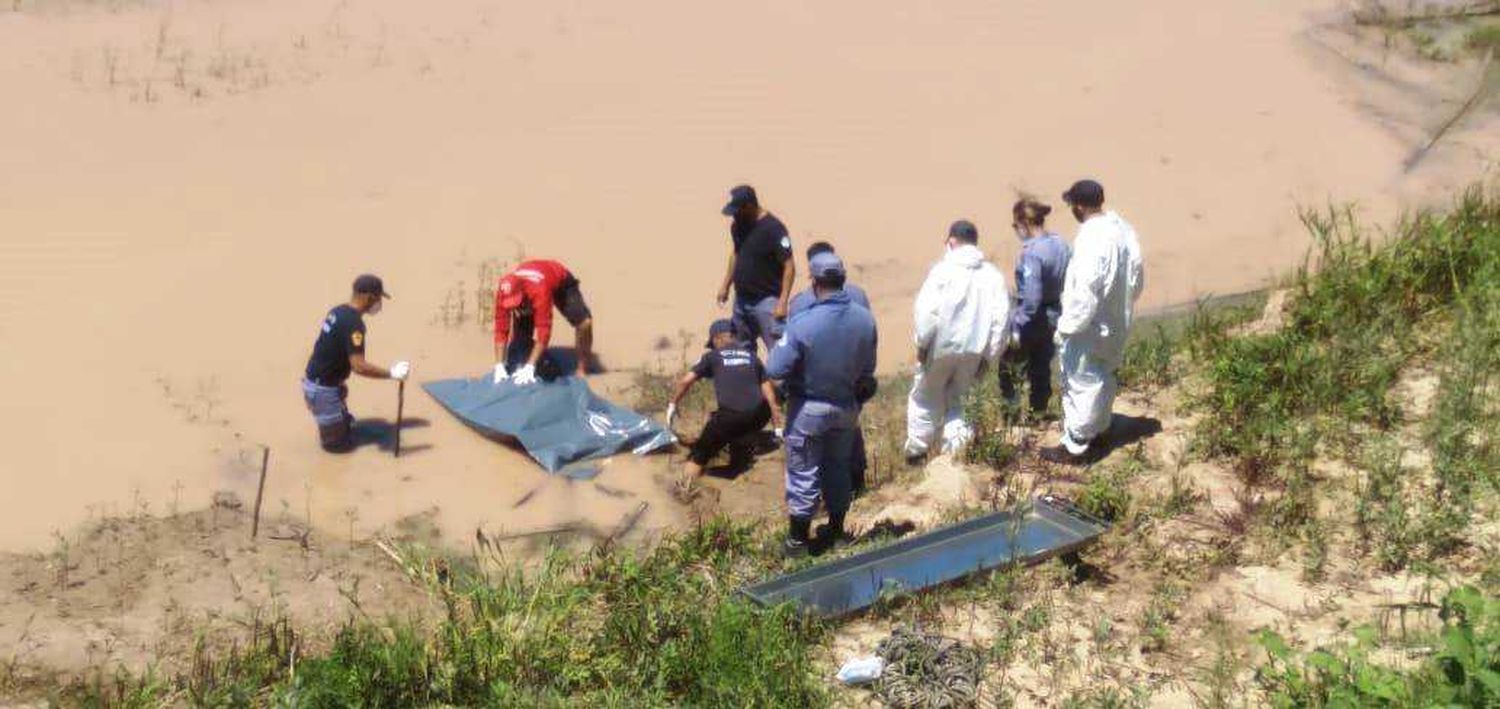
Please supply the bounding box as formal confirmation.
[716,184,795,352]
[302,274,411,452]
[665,319,784,484]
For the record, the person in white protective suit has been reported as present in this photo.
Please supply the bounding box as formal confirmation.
[1041,179,1145,464]
[904,219,1010,464]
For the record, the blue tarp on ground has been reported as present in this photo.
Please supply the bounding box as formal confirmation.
[423,374,675,475]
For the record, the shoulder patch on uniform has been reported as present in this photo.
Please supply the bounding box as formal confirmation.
[351,331,364,347]
[779,236,791,249]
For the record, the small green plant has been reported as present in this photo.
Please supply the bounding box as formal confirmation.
[1139,581,1184,653]
[1464,24,1500,55]
[1061,685,1147,708]
[1354,438,1415,571]
[1254,585,1496,707]
[962,376,1017,471]
[1156,471,1205,518]
[1077,446,1146,523]
[1119,323,1175,389]
[1301,517,1329,582]
[1200,613,1246,707]
[1077,467,1131,523]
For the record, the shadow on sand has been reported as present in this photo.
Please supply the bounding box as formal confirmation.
[341,417,433,456]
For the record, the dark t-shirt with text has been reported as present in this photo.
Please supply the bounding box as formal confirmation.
[692,347,767,413]
[730,213,792,301]
[305,304,366,385]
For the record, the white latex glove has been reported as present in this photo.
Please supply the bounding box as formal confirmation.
[512,363,537,386]
[665,403,678,429]
[1054,330,1066,347]
[492,362,510,384]
[773,427,784,440]
[389,361,411,381]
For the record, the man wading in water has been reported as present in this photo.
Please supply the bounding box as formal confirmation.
[301,274,410,452]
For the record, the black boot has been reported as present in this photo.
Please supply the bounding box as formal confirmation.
[782,516,811,559]
[728,441,754,472]
[816,512,853,554]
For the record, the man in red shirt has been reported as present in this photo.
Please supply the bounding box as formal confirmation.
[493,260,594,384]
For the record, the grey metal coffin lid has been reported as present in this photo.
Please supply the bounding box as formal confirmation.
[423,375,676,473]
[742,496,1109,617]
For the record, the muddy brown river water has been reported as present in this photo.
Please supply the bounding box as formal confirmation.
[0,0,1491,551]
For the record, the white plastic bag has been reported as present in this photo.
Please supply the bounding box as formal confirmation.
[835,655,885,685]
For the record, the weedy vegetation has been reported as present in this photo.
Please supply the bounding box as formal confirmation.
[64,520,829,707]
[1254,585,1496,707]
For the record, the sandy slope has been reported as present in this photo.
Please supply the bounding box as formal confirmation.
[0,0,1490,551]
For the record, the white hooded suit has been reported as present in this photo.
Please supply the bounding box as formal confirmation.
[906,244,1010,456]
[1056,211,1145,453]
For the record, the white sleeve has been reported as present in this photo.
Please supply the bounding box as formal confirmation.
[986,266,1010,361]
[913,265,944,349]
[1057,232,1105,337]
[1129,232,1146,304]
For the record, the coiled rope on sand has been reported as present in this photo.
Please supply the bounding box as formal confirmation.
[874,627,991,708]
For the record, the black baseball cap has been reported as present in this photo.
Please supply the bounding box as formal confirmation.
[706,318,735,347]
[352,273,391,299]
[948,219,979,243]
[721,184,759,216]
[1062,179,1105,208]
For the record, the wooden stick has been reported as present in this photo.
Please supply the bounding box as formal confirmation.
[603,502,650,549]
[494,523,582,541]
[394,379,406,458]
[251,446,269,540]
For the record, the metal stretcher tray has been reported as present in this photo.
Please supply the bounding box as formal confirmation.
[742,495,1109,617]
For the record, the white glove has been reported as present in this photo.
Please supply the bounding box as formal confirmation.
[389,361,411,381]
[773,427,784,440]
[665,403,678,429]
[1054,330,1066,347]
[492,362,510,384]
[512,363,537,386]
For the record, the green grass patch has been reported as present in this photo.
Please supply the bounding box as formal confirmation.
[1464,24,1500,54]
[1254,585,1497,707]
[1189,187,1498,560]
[67,519,830,708]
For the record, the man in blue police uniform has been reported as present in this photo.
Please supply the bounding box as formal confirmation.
[787,240,874,496]
[788,241,870,317]
[767,252,878,557]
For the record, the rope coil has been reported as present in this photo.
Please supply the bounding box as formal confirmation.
[874,627,991,708]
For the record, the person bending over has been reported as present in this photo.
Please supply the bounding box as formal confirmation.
[666,319,783,484]
[493,259,594,384]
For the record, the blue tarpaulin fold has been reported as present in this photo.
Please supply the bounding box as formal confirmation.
[423,374,675,474]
